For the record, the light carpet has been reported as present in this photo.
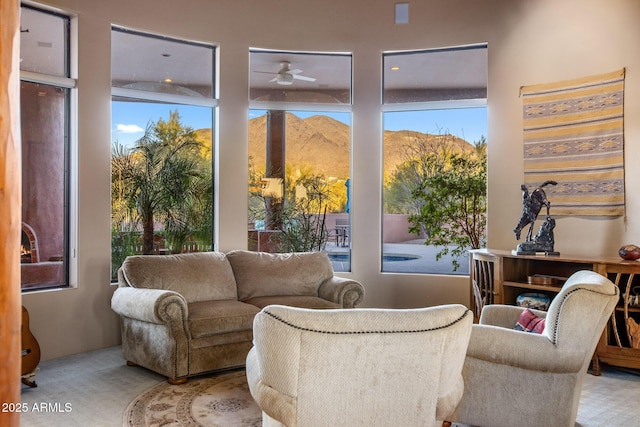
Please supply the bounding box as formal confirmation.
[123,369,261,427]
[21,346,638,426]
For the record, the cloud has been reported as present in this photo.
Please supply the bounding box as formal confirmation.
[116,124,144,134]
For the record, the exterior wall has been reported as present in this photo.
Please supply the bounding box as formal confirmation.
[21,82,65,263]
[383,214,423,243]
[16,0,640,360]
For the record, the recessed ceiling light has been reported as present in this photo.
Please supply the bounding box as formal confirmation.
[391,66,400,71]
[164,78,172,83]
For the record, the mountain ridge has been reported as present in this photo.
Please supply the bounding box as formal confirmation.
[196,112,474,179]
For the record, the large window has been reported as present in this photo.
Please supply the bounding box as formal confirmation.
[110,27,216,280]
[248,49,352,272]
[20,4,74,291]
[382,45,488,275]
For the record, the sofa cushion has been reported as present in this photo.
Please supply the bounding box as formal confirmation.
[120,252,238,303]
[188,300,260,339]
[227,250,334,301]
[244,295,341,310]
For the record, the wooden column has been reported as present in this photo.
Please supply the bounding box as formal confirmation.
[0,1,22,425]
[265,110,285,230]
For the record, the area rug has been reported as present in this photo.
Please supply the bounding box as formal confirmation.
[520,68,625,216]
[123,369,262,427]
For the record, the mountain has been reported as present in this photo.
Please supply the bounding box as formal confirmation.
[248,113,352,178]
[198,112,474,179]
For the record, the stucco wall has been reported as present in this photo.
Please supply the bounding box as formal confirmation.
[18,0,640,360]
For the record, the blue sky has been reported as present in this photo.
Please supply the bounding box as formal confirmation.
[112,102,214,147]
[112,102,487,148]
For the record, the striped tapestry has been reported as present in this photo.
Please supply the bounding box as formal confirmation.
[520,69,625,216]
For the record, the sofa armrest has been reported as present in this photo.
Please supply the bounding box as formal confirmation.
[111,287,188,325]
[467,324,583,373]
[318,276,365,308]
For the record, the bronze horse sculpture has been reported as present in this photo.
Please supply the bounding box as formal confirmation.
[514,180,557,241]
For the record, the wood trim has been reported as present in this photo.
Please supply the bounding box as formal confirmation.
[0,1,22,425]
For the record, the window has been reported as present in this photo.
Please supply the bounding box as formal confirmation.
[248,49,352,272]
[110,27,216,280]
[382,45,488,275]
[20,5,74,291]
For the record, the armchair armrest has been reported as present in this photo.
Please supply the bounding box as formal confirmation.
[318,276,365,308]
[479,304,546,328]
[467,324,584,373]
[111,287,188,325]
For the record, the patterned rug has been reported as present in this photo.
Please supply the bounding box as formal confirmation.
[123,369,262,427]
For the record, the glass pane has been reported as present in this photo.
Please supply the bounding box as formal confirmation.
[250,50,351,105]
[20,6,69,77]
[383,46,487,104]
[111,101,214,280]
[21,82,69,290]
[382,108,487,275]
[248,109,352,272]
[111,28,214,98]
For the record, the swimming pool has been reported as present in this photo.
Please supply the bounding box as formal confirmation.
[328,253,420,262]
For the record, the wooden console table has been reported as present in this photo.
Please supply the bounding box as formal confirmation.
[469,248,640,374]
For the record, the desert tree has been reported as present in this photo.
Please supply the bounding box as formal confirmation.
[407,137,487,270]
[111,110,207,255]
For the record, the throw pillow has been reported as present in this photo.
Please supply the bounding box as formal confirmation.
[514,308,546,334]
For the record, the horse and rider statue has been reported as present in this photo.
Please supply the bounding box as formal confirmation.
[513,180,559,255]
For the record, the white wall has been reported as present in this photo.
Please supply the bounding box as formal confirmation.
[19,0,640,360]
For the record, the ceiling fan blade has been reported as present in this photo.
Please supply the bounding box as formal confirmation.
[292,74,316,82]
[288,69,303,75]
[254,70,279,75]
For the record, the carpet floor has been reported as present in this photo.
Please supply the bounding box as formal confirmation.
[19,346,640,426]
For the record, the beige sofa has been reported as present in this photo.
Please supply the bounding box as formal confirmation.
[110,250,365,383]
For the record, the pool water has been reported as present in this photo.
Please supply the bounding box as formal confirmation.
[328,253,420,262]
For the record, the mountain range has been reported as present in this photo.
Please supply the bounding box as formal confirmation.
[197,112,474,179]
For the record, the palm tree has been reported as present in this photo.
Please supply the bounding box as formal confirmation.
[112,111,205,254]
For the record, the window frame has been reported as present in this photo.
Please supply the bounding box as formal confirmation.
[19,3,77,292]
[109,26,218,280]
[381,44,488,276]
[248,49,354,271]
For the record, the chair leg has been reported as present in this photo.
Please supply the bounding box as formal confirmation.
[168,377,188,385]
[442,422,452,427]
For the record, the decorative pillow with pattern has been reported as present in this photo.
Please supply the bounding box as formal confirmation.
[514,308,546,334]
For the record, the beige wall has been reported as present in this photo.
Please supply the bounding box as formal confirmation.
[19,0,640,360]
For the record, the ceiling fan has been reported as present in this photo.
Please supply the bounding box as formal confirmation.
[254,61,317,86]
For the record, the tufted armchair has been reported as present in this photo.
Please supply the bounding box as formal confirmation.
[246,304,472,427]
[451,270,619,427]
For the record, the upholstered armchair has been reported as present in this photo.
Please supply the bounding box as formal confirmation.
[452,270,619,427]
[246,304,473,427]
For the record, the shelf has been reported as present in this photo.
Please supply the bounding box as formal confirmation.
[503,281,562,293]
[615,305,640,313]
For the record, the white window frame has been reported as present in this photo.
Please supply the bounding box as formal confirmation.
[20,2,78,290]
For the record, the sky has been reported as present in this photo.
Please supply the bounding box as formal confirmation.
[112,102,487,148]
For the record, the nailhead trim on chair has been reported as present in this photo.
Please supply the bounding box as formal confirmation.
[262,308,471,335]
[550,286,618,345]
